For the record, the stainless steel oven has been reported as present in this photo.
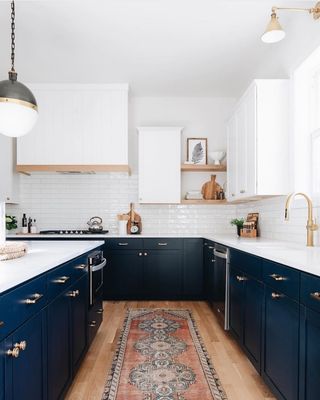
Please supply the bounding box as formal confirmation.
[88,250,106,306]
[212,244,230,330]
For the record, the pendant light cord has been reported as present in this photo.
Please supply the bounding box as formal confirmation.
[10,0,15,72]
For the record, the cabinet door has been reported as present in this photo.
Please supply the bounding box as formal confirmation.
[243,277,263,372]
[183,239,204,299]
[103,250,144,300]
[70,276,88,373]
[300,306,320,400]
[0,340,4,400]
[144,250,182,299]
[226,115,237,200]
[5,312,45,400]
[263,286,299,400]
[229,266,244,341]
[0,135,18,203]
[138,127,182,203]
[203,243,215,301]
[47,290,72,400]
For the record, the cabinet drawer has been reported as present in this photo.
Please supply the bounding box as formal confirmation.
[301,273,320,313]
[106,238,143,250]
[143,238,183,250]
[229,249,262,280]
[47,256,88,302]
[263,260,300,301]
[0,275,47,340]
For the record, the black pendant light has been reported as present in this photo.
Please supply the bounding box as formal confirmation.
[0,0,38,137]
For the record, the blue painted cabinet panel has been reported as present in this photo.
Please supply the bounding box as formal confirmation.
[300,306,320,400]
[5,311,46,400]
[203,241,215,302]
[47,289,72,400]
[0,340,4,400]
[263,286,299,400]
[104,250,144,299]
[229,266,244,341]
[144,250,182,299]
[183,239,204,299]
[243,277,263,372]
[70,276,88,372]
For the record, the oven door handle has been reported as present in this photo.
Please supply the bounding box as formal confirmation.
[91,258,106,272]
[214,249,227,259]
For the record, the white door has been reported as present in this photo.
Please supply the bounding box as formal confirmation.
[138,127,182,203]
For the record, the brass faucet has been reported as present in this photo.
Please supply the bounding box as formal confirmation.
[285,192,318,247]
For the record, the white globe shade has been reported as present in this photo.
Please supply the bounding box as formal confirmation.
[0,101,38,137]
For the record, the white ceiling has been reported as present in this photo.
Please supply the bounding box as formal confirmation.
[0,0,319,96]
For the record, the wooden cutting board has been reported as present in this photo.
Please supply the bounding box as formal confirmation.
[126,203,142,234]
[201,175,221,200]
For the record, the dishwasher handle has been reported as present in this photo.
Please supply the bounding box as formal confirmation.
[214,249,228,259]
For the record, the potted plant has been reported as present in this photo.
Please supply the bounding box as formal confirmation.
[6,215,18,232]
[230,218,244,237]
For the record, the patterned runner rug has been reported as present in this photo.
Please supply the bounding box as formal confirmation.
[102,309,227,400]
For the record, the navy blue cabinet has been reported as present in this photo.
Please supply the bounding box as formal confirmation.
[47,287,72,400]
[70,275,88,373]
[183,239,204,299]
[5,311,46,400]
[229,251,265,373]
[263,286,299,400]
[104,250,143,299]
[144,250,182,299]
[0,339,4,400]
[203,241,215,303]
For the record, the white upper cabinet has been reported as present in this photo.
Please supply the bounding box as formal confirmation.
[0,135,19,203]
[138,127,182,204]
[17,84,129,171]
[226,80,290,201]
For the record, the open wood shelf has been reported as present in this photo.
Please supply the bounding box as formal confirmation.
[16,164,131,175]
[181,164,226,172]
[181,199,228,205]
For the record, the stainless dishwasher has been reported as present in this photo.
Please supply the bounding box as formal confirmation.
[212,244,230,330]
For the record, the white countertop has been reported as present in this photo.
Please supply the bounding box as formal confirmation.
[9,233,202,239]
[207,235,320,277]
[6,233,320,277]
[0,240,104,294]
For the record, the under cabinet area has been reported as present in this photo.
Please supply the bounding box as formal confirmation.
[226,80,290,201]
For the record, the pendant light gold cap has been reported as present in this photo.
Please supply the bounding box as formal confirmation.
[261,12,286,43]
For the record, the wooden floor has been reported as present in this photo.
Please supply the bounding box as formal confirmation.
[66,301,275,400]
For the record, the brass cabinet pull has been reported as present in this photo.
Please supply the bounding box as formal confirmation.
[0,321,4,328]
[14,341,27,351]
[236,275,247,282]
[211,259,216,263]
[75,264,87,270]
[25,293,44,304]
[118,243,128,246]
[310,292,320,301]
[7,347,20,358]
[144,252,148,256]
[68,290,80,298]
[271,292,283,299]
[89,321,97,327]
[54,276,70,284]
[138,252,143,256]
[208,246,214,249]
[158,243,168,246]
[270,273,286,281]
[97,309,103,314]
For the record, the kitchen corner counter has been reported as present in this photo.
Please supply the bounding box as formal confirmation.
[206,234,320,277]
[0,240,104,293]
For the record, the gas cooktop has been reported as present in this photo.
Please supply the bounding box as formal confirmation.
[39,230,109,235]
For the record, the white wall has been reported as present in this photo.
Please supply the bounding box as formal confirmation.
[7,96,236,234]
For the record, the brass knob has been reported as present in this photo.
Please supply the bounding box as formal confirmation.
[7,347,20,358]
[144,252,148,256]
[97,308,103,314]
[89,321,97,327]
[236,275,247,282]
[310,292,320,301]
[54,276,70,284]
[14,341,27,351]
[271,292,282,299]
[138,252,143,256]
[75,264,87,270]
[270,273,286,281]
[25,293,44,304]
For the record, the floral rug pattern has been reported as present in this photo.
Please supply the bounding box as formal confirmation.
[102,309,227,400]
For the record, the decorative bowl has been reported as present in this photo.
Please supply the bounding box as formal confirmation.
[209,151,226,165]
